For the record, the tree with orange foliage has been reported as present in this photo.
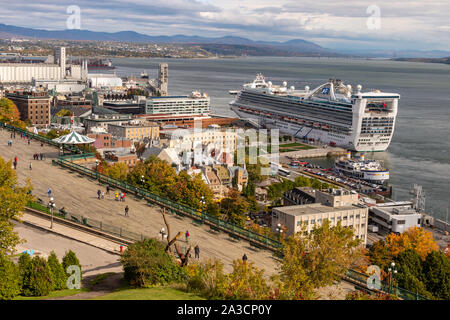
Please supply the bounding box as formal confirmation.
[385,226,439,260]
[0,98,26,129]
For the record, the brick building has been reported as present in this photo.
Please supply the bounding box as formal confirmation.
[6,90,51,127]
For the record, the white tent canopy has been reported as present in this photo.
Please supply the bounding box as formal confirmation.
[52,131,95,145]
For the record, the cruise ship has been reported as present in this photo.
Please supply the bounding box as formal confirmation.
[334,152,389,183]
[230,74,400,152]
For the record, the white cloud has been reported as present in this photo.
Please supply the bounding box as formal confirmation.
[0,0,449,50]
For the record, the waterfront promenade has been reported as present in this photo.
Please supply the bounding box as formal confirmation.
[0,128,279,275]
[1,128,356,298]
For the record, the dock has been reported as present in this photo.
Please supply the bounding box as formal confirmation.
[281,146,347,159]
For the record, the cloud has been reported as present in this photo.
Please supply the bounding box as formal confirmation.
[0,0,449,50]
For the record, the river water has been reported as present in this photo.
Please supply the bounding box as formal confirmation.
[110,56,450,221]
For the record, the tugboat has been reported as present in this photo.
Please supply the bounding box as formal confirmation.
[334,151,389,183]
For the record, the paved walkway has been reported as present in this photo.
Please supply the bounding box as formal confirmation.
[1,128,279,275]
[2,128,356,299]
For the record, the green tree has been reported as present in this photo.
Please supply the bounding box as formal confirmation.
[276,219,361,299]
[120,238,186,287]
[422,250,450,300]
[218,260,269,300]
[220,189,249,226]
[62,250,82,281]
[22,256,53,297]
[368,239,393,271]
[186,258,225,299]
[294,176,312,187]
[47,251,68,290]
[105,162,129,180]
[392,249,432,298]
[0,157,32,255]
[0,253,21,300]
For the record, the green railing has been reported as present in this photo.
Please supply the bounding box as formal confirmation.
[53,157,282,251]
[4,122,428,299]
[1,121,85,154]
[345,269,428,300]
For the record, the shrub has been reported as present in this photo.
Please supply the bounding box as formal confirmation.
[120,238,186,287]
[217,260,269,300]
[22,256,53,297]
[186,259,225,299]
[47,251,68,290]
[0,253,21,300]
[62,250,82,281]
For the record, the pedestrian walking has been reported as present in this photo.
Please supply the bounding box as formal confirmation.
[115,191,119,201]
[185,230,190,242]
[101,191,105,199]
[97,189,101,200]
[242,254,248,262]
[122,192,126,202]
[48,188,52,198]
[106,185,110,195]
[14,156,18,163]
[13,161,17,170]
[41,143,43,147]
[28,139,30,145]
[125,205,129,217]
[39,153,43,160]
[29,162,32,170]
[194,245,200,259]
[119,192,123,202]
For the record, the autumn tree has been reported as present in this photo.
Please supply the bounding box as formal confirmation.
[275,219,362,299]
[218,260,269,300]
[385,226,439,260]
[104,162,129,181]
[0,98,26,128]
[0,157,33,255]
[220,189,249,226]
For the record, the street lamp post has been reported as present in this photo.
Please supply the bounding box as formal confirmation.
[48,197,55,229]
[276,223,283,242]
[200,196,206,222]
[388,262,398,294]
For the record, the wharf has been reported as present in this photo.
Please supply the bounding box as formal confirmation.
[282,146,347,159]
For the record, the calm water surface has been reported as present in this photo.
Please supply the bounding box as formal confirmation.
[110,57,450,221]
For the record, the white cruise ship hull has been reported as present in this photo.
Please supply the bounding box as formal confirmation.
[230,106,391,152]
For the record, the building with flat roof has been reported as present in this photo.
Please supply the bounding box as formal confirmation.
[83,114,134,133]
[283,187,316,206]
[272,188,368,244]
[141,91,210,116]
[6,90,51,127]
[369,201,422,234]
[107,121,159,141]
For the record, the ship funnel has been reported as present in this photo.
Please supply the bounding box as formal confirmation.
[347,151,351,159]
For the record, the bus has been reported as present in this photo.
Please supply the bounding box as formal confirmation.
[278,167,291,177]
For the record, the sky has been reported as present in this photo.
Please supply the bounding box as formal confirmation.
[0,0,449,51]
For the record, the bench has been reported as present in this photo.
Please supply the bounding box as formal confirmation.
[228,233,240,241]
[209,225,221,233]
[192,218,204,226]
[249,241,265,250]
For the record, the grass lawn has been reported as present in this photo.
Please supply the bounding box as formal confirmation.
[92,286,205,300]
[280,142,316,150]
[13,288,87,300]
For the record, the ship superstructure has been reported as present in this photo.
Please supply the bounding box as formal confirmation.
[230,74,400,151]
[334,152,389,183]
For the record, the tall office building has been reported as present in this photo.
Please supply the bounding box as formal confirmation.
[54,47,66,78]
[158,63,168,96]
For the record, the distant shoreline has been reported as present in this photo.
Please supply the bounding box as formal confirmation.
[392,57,450,65]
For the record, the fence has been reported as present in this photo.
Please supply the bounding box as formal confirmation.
[1,121,86,154]
[345,269,428,300]
[53,157,283,251]
[3,122,428,299]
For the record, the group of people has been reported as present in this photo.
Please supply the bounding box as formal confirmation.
[33,153,45,160]
[115,191,126,202]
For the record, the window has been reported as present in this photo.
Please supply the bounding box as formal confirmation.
[343,216,347,221]
[350,215,354,219]
[356,214,360,218]
[310,219,315,224]
[397,220,405,225]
